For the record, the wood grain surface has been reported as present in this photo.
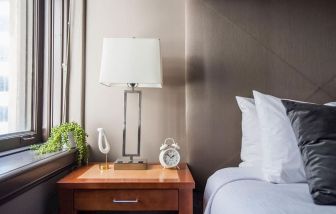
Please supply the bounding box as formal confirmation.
[57,163,195,214]
[74,189,178,211]
[78,164,179,180]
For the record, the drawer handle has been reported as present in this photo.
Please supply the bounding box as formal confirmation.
[113,199,139,203]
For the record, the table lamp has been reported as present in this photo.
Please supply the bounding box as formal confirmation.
[99,37,162,170]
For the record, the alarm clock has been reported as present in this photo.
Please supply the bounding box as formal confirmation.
[159,138,181,168]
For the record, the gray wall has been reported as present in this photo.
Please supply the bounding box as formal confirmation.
[186,0,336,188]
[82,0,336,190]
[85,0,186,162]
[0,171,68,214]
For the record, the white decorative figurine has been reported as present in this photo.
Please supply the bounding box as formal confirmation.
[97,128,111,170]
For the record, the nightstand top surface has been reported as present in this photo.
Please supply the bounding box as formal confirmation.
[57,163,195,190]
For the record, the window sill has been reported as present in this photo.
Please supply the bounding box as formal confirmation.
[0,148,76,205]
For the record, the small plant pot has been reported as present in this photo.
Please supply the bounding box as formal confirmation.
[68,132,77,148]
[62,132,77,150]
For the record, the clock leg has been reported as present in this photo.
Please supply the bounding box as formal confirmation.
[179,189,193,214]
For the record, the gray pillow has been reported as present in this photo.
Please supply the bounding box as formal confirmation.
[282,100,336,205]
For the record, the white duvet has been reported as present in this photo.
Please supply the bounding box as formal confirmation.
[204,167,336,214]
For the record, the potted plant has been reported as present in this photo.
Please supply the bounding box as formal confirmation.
[31,122,88,165]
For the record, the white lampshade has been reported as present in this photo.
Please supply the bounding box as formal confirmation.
[99,38,162,88]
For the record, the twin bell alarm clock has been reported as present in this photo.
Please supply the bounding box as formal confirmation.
[159,138,181,168]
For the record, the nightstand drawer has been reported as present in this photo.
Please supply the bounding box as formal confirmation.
[74,189,178,211]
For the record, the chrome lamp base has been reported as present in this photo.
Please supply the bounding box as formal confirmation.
[115,84,147,170]
[114,158,147,170]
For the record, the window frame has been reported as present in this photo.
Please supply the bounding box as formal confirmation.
[0,0,44,153]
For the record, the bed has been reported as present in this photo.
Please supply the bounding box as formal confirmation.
[204,167,336,214]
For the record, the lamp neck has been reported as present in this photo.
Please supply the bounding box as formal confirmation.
[128,83,138,91]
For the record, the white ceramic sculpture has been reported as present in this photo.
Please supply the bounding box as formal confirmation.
[97,128,110,154]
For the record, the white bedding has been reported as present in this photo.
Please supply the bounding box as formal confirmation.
[204,167,336,214]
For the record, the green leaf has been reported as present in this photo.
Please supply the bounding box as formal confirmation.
[30,122,88,165]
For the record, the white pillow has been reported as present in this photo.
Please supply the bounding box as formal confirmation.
[236,96,262,167]
[253,90,306,183]
[325,102,336,106]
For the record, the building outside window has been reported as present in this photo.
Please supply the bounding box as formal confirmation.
[0,0,33,136]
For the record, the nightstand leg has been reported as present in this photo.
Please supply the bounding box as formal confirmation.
[179,189,193,214]
[58,189,77,214]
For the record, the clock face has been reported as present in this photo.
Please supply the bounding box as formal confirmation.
[162,148,180,167]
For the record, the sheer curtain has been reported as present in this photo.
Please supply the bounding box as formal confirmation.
[65,0,86,127]
[43,0,86,140]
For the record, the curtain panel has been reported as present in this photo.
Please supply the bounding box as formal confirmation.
[43,0,86,140]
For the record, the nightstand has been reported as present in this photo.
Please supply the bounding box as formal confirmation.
[57,163,195,214]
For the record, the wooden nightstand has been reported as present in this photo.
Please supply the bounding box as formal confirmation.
[57,163,195,214]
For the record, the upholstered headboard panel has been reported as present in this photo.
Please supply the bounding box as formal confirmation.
[186,0,336,189]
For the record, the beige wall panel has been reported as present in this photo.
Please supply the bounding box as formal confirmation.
[85,0,186,162]
[186,0,336,189]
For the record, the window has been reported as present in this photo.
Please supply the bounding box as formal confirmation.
[0,105,8,136]
[0,0,44,152]
[0,0,75,152]
[0,76,9,92]
[0,75,9,133]
[0,106,8,120]
[0,0,32,134]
